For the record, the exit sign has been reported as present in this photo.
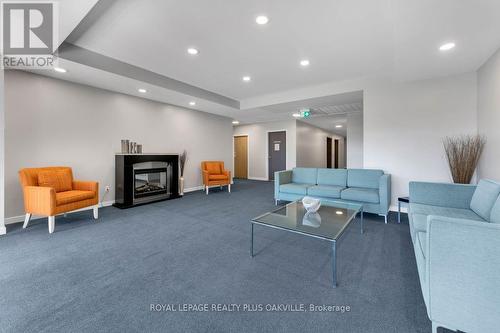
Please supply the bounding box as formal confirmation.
[300,108,311,118]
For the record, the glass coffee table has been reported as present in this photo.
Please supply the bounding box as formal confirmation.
[251,200,363,288]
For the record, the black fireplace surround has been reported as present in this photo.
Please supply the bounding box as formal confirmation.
[114,154,180,208]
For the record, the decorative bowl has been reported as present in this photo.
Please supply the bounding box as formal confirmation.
[302,212,322,228]
[302,196,321,213]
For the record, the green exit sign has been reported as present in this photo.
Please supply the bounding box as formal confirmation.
[300,109,311,118]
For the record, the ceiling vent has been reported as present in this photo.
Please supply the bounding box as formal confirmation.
[310,102,363,116]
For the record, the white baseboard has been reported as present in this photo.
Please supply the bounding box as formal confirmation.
[4,200,115,225]
[389,204,407,213]
[5,185,211,225]
[0,225,6,235]
[184,185,204,193]
[248,177,269,181]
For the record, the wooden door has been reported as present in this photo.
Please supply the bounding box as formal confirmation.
[234,136,248,179]
[268,131,286,180]
[334,139,339,168]
[326,137,332,168]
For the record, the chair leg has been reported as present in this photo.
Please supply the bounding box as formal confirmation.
[48,216,55,234]
[93,206,98,220]
[385,215,388,224]
[23,213,32,229]
[206,186,209,195]
[228,184,231,193]
[431,322,439,333]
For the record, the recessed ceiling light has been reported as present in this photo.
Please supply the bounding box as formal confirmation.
[300,59,310,67]
[187,48,199,55]
[439,42,455,51]
[189,101,196,106]
[232,120,240,125]
[292,113,301,118]
[255,15,269,25]
[335,125,343,128]
[336,211,344,215]
[138,88,147,93]
[54,67,67,73]
[242,76,251,82]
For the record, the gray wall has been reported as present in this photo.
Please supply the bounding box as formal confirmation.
[233,120,297,180]
[346,112,363,168]
[296,120,346,169]
[4,70,233,219]
[364,72,478,210]
[478,48,500,181]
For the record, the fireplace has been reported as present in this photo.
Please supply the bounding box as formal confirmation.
[114,154,179,208]
[133,161,173,203]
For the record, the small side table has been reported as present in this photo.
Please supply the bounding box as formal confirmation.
[398,197,409,224]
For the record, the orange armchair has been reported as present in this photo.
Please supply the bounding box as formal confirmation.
[19,167,99,233]
[201,161,231,195]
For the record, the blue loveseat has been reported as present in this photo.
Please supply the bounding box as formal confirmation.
[408,179,500,333]
[275,168,391,222]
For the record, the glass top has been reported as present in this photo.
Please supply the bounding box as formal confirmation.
[252,200,362,241]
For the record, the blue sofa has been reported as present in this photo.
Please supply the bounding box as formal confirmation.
[275,168,391,222]
[408,179,500,333]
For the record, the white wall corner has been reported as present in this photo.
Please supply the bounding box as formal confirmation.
[0,68,5,235]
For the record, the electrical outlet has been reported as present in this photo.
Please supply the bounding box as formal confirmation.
[105,185,110,192]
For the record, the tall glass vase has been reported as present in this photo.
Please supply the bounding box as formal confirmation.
[179,177,184,196]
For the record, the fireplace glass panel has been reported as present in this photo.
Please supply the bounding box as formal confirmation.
[134,169,167,198]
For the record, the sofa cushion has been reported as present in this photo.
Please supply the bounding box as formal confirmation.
[341,187,379,203]
[490,196,500,224]
[56,190,94,206]
[208,174,228,181]
[470,179,500,220]
[280,183,311,195]
[347,169,384,189]
[409,203,484,222]
[292,168,317,185]
[307,185,345,198]
[205,162,222,174]
[316,168,347,187]
[37,169,73,193]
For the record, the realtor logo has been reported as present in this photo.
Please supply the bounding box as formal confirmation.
[1,1,58,68]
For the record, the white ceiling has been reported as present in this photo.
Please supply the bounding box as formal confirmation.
[55,0,99,50]
[29,58,240,119]
[301,115,350,137]
[26,0,500,124]
[70,0,500,100]
[240,91,362,124]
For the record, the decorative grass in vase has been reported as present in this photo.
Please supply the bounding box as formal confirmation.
[179,150,187,195]
[443,135,486,184]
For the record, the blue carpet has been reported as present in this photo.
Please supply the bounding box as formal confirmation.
[0,180,435,332]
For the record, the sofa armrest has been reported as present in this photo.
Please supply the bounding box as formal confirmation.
[379,174,391,214]
[23,186,56,216]
[426,216,500,332]
[202,170,209,185]
[73,180,99,194]
[275,170,292,199]
[409,181,476,209]
[223,170,231,180]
